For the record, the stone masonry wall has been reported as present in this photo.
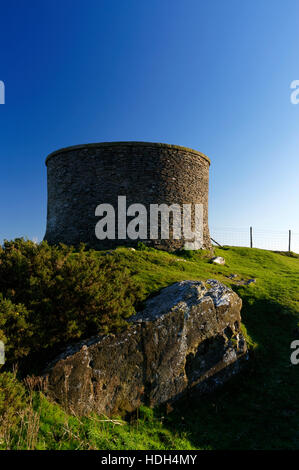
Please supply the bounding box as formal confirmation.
[44,142,211,251]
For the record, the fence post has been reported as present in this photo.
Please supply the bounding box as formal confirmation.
[289,230,292,252]
[250,226,253,248]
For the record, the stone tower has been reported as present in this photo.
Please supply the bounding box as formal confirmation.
[44,141,211,251]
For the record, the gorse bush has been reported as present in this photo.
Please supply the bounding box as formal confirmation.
[0,239,144,365]
[0,295,32,363]
[0,371,27,427]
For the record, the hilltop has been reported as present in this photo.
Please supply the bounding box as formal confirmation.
[1,244,299,449]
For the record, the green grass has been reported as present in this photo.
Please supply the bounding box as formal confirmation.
[2,246,299,450]
[3,395,195,450]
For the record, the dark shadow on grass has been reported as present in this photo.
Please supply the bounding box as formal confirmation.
[161,295,299,450]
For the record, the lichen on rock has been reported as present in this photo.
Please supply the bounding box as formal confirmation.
[43,280,248,416]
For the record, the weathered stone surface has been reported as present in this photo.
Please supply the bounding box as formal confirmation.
[44,141,211,251]
[44,280,247,416]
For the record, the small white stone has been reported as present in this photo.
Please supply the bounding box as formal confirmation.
[211,256,225,265]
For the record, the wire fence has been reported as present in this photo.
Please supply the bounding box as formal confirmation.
[210,227,299,254]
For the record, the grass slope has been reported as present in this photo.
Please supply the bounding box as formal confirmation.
[2,246,299,450]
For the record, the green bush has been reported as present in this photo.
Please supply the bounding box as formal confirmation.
[0,239,144,364]
[0,295,32,364]
[0,371,27,425]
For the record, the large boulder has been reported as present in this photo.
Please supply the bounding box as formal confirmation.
[43,280,247,416]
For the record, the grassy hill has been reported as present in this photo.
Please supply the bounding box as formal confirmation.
[1,245,299,450]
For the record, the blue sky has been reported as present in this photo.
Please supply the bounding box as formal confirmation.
[1,0,299,248]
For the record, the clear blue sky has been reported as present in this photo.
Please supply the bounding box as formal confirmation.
[1,0,299,245]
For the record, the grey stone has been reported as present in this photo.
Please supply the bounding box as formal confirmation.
[43,280,247,417]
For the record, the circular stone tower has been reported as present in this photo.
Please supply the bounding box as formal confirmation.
[44,142,211,251]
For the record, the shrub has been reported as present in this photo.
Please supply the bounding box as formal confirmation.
[0,295,32,364]
[0,371,27,426]
[0,239,144,363]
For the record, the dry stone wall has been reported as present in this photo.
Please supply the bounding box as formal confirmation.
[45,142,211,251]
